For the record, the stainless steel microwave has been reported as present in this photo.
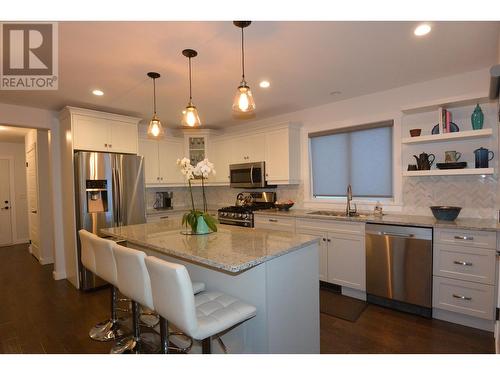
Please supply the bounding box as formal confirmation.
[229,161,267,188]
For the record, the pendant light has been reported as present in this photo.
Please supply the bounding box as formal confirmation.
[232,21,256,113]
[146,72,164,138]
[181,49,201,127]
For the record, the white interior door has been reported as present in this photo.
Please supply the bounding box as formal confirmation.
[26,146,40,259]
[0,159,13,246]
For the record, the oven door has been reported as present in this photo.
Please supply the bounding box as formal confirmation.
[230,162,266,188]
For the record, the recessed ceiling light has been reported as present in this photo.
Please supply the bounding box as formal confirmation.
[0,126,6,131]
[259,80,270,88]
[414,24,431,36]
[92,89,104,96]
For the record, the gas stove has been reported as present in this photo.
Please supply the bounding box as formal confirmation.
[218,192,276,227]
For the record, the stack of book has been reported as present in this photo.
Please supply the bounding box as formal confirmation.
[438,107,452,133]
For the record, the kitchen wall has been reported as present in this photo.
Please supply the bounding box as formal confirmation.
[156,67,498,219]
[0,141,29,243]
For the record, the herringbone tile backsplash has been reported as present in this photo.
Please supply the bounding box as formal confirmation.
[402,175,498,219]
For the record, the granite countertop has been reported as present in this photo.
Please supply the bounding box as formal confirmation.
[101,221,319,273]
[146,206,219,216]
[254,208,500,232]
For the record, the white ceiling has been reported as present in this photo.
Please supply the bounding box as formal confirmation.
[0,21,498,128]
[0,125,31,143]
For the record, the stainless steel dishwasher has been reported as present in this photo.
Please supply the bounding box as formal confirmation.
[365,223,433,317]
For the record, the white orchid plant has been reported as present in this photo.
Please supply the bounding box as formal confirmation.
[176,157,217,233]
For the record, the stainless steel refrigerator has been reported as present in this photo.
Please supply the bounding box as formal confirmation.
[74,151,146,290]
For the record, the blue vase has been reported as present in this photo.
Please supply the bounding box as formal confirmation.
[196,216,211,234]
[471,104,484,130]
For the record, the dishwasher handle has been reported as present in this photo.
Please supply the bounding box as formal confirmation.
[379,231,415,238]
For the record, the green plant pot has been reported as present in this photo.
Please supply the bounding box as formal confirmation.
[196,216,211,234]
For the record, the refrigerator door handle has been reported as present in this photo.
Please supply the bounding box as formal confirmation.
[112,166,122,226]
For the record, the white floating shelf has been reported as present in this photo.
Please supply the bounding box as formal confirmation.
[401,93,490,114]
[403,168,494,177]
[402,128,492,144]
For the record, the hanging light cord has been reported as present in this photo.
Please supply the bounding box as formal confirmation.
[152,77,157,115]
[188,57,193,102]
[241,26,245,81]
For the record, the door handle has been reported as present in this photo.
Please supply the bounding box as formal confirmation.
[1,206,9,210]
[268,218,278,222]
[453,260,473,266]
[31,210,37,214]
[452,294,472,301]
[250,166,254,185]
[454,235,474,241]
[380,232,415,238]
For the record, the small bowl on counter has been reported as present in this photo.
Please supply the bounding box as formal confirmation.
[430,206,462,221]
[275,201,295,211]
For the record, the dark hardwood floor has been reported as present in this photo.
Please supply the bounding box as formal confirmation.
[0,243,495,354]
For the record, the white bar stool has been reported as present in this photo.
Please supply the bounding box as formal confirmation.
[145,256,257,354]
[78,230,125,342]
[111,243,206,354]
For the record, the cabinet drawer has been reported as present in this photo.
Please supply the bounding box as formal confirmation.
[433,244,496,285]
[432,276,495,320]
[146,213,182,223]
[435,229,496,249]
[296,218,364,236]
[254,215,296,232]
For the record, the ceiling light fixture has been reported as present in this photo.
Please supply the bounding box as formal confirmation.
[92,89,104,96]
[181,49,201,128]
[414,23,431,36]
[232,21,256,114]
[146,72,164,138]
[259,80,270,88]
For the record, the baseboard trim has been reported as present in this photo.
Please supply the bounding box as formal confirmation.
[39,257,55,265]
[13,238,30,245]
[342,287,367,301]
[52,270,67,280]
[433,308,495,332]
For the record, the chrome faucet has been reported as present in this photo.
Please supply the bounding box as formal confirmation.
[346,184,357,217]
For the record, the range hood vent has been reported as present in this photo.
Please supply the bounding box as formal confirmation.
[489,64,500,100]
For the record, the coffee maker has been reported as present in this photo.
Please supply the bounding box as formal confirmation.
[153,191,173,210]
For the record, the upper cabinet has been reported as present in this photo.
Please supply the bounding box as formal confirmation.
[138,138,184,186]
[230,134,266,164]
[62,107,141,154]
[265,125,301,185]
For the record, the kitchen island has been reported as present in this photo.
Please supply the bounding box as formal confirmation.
[102,220,320,354]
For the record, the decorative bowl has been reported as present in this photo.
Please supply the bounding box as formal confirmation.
[275,202,294,211]
[409,128,422,137]
[430,206,462,221]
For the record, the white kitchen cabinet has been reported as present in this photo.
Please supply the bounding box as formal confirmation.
[265,125,301,184]
[72,111,139,154]
[230,134,266,164]
[139,138,184,185]
[327,232,365,290]
[210,138,232,184]
[254,214,296,233]
[296,218,365,291]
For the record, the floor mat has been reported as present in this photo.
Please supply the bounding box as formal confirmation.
[320,288,367,322]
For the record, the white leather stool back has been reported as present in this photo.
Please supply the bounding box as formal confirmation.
[112,243,154,311]
[79,229,97,274]
[91,235,118,286]
[145,256,198,337]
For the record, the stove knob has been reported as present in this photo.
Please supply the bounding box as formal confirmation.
[237,213,242,218]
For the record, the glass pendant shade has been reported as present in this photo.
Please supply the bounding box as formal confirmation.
[182,104,201,127]
[146,72,164,138]
[232,83,256,113]
[147,113,164,138]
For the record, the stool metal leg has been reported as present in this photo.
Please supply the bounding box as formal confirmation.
[159,317,169,354]
[202,337,212,354]
[111,300,139,354]
[89,286,126,342]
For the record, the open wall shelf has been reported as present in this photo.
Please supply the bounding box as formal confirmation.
[403,168,494,177]
[402,128,493,145]
[401,93,490,114]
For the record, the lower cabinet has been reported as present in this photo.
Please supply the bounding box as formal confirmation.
[295,218,365,291]
[146,211,183,223]
[254,215,296,232]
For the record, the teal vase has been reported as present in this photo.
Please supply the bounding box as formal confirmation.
[196,216,211,234]
[471,104,484,130]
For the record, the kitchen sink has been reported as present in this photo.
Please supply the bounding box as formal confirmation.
[307,210,368,218]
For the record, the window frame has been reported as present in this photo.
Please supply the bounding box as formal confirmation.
[305,116,402,208]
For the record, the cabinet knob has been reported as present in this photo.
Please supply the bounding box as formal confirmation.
[109,144,112,148]
[327,238,331,242]
[104,143,108,147]
[160,177,163,181]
